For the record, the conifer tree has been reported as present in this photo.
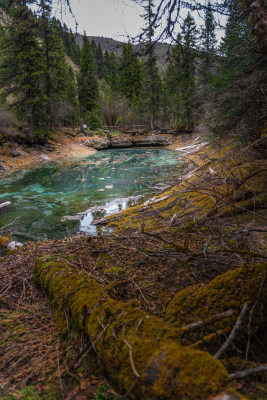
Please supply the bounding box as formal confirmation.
[78,33,99,117]
[102,50,110,81]
[95,43,104,79]
[0,1,45,139]
[118,43,142,112]
[39,0,70,134]
[108,52,119,92]
[61,65,79,125]
[90,39,97,58]
[141,0,161,128]
[209,0,266,142]
[200,1,216,82]
[164,13,197,130]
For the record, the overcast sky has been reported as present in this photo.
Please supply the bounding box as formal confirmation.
[53,0,226,43]
[54,0,144,40]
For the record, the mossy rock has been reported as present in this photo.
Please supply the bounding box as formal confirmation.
[34,255,240,400]
[165,263,267,348]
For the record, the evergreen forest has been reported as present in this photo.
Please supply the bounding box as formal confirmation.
[0,0,265,142]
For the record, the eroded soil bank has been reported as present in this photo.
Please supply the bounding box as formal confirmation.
[0,133,266,400]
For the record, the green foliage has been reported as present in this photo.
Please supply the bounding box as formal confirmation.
[140,0,162,128]
[164,13,198,130]
[0,0,80,137]
[0,1,45,139]
[39,2,73,133]
[85,110,102,130]
[4,386,41,399]
[90,385,118,400]
[209,0,267,143]
[78,33,99,117]
[199,1,217,75]
[95,43,104,79]
[118,43,142,109]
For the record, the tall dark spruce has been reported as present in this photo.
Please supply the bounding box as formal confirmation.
[0,1,44,140]
[77,34,99,121]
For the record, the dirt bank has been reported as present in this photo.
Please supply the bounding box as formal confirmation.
[0,131,96,174]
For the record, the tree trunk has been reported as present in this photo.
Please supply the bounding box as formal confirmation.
[240,0,267,53]
[80,118,84,134]
[28,104,35,141]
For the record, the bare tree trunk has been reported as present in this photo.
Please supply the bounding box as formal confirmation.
[240,0,267,53]
[79,118,84,134]
[28,104,35,141]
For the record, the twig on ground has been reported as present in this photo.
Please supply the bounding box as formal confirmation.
[179,309,234,333]
[122,326,140,378]
[244,271,266,365]
[228,364,267,380]
[214,303,248,359]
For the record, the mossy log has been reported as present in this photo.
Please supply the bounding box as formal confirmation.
[165,263,267,348]
[34,256,244,400]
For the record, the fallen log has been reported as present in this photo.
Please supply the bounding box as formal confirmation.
[165,263,267,350]
[34,256,242,400]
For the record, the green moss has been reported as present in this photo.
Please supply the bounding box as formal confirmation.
[34,256,233,400]
[104,266,125,275]
[165,263,267,347]
[151,343,228,399]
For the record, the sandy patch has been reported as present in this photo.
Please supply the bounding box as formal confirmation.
[0,132,96,174]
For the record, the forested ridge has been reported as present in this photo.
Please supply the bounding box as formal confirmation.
[0,1,266,399]
[0,0,265,139]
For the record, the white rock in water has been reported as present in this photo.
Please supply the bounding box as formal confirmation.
[6,241,23,250]
[105,185,113,189]
[40,155,50,161]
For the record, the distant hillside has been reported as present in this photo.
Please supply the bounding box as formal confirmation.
[75,34,173,64]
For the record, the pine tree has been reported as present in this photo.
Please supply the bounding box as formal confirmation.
[164,13,197,130]
[118,42,142,111]
[0,1,45,139]
[78,33,99,117]
[61,65,79,125]
[141,0,161,128]
[90,39,97,58]
[200,1,216,69]
[164,35,183,126]
[95,43,104,79]
[209,0,267,142]
[39,0,70,135]
[199,1,217,84]
[108,52,119,92]
[102,50,110,81]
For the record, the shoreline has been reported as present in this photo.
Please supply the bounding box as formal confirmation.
[0,130,201,176]
[0,131,97,174]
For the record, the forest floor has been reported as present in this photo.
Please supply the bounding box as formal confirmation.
[0,131,266,400]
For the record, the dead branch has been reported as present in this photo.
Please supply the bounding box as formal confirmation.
[228,363,267,380]
[179,309,234,333]
[141,231,192,254]
[122,336,140,379]
[244,270,266,363]
[214,303,248,359]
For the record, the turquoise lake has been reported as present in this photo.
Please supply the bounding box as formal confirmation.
[0,148,183,240]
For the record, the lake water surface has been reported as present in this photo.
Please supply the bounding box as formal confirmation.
[0,148,183,240]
